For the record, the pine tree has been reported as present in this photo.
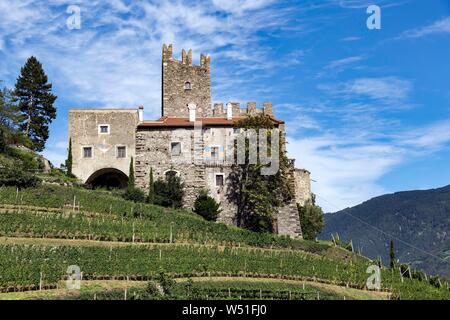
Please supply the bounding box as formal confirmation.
[128,157,135,189]
[14,56,57,151]
[390,240,396,269]
[65,138,73,176]
[147,167,155,204]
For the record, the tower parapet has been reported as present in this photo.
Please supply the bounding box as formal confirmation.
[212,102,274,117]
[161,44,212,118]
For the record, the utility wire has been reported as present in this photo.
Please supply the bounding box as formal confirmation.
[315,193,448,264]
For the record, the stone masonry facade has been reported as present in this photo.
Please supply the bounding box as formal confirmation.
[69,44,311,238]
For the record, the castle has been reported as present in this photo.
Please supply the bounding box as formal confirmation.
[69,44,311,238]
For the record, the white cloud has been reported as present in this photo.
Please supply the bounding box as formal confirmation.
[319,77,412,102]
[400,16,450,39]
[212,0,275,15]
[286,113,450,212]
[325,56,364,69]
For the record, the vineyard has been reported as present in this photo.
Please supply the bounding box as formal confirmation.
[0,185,448,300]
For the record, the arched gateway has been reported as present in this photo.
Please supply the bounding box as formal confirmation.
[85,168,128,189]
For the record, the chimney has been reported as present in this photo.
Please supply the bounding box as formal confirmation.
[188,103,197,122]
[226,102,233,120]
[138,106,144,122]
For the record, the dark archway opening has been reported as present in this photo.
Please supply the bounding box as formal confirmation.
[86,168,128,189]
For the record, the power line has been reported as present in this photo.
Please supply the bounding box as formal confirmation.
[315,193,448,264]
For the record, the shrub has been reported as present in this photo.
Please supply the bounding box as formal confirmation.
[297,194,324,240]
[193,189,221,221]
[154,174,184,208]
[0,166,41,189]
[122,187,145,203]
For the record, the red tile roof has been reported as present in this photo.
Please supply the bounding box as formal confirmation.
[138,116,284,128]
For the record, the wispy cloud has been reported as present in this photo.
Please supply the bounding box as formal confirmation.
[399,16,450,39]
[324,56,365,69]
[318,77,412,103]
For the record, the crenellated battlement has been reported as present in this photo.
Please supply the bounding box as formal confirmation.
[162,43,210,69]
[213,102,273,117]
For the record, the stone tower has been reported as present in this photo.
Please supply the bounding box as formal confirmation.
[161,44,212,118]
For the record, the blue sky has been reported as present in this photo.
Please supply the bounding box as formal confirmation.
[0,0,449,211]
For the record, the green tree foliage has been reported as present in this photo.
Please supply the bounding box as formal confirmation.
[0,86,31,149]
[65,138,73,176]
[193,189,221,221]
[0,166,41,189]
[227,114,292,232]
[0,87,20,130]
[123,187,146,203]
[123,157,145,202]
[390,240,396,269]
[297,194,324,240]
[14,56,57,151]
[128,157,135,189]
[154,172,184,208]
[147,167,155,204]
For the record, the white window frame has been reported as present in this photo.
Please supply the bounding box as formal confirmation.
[82,146,93,158]
[116,145,127,158]
[170,141,182,156]
[215,173,225,187]
[98,124,110,135]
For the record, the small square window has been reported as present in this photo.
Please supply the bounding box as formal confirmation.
[211,146,220,160]
[117,146,126,158]
[99,125,109,134]
[215,174,224,187]
[83,147,92,158]
[171,142,181,156]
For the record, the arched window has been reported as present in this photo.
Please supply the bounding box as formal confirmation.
[164,170,179,179]
[184,81,192,90]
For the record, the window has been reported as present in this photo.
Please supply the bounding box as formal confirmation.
[165,170,178,179]
[211,146,219,160]
[99,124,109,134]
[83,147,92,158]
[215,174,224,187]
[171,142,181,156]
[117,146,126,158]
[184,81,192,90]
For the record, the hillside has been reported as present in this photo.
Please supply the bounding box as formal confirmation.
[321,185,450,277]
[0,183,448,300]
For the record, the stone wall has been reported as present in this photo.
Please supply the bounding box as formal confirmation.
[277,201,303,239]
[69,109,139,183]
[162,44,212,118]
[135,125,237,224]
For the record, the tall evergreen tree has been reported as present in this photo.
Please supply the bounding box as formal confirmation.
[65,138,73,176]
[147,167,155,204]
[390,240,396,269]
[128,157,135,189]
[14,57,57,151]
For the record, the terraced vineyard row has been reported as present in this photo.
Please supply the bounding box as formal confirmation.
[0,243,370,289]
[0,185,334,253]
[0,243,448,299]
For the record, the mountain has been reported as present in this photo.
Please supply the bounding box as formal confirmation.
[320,185,450,277]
